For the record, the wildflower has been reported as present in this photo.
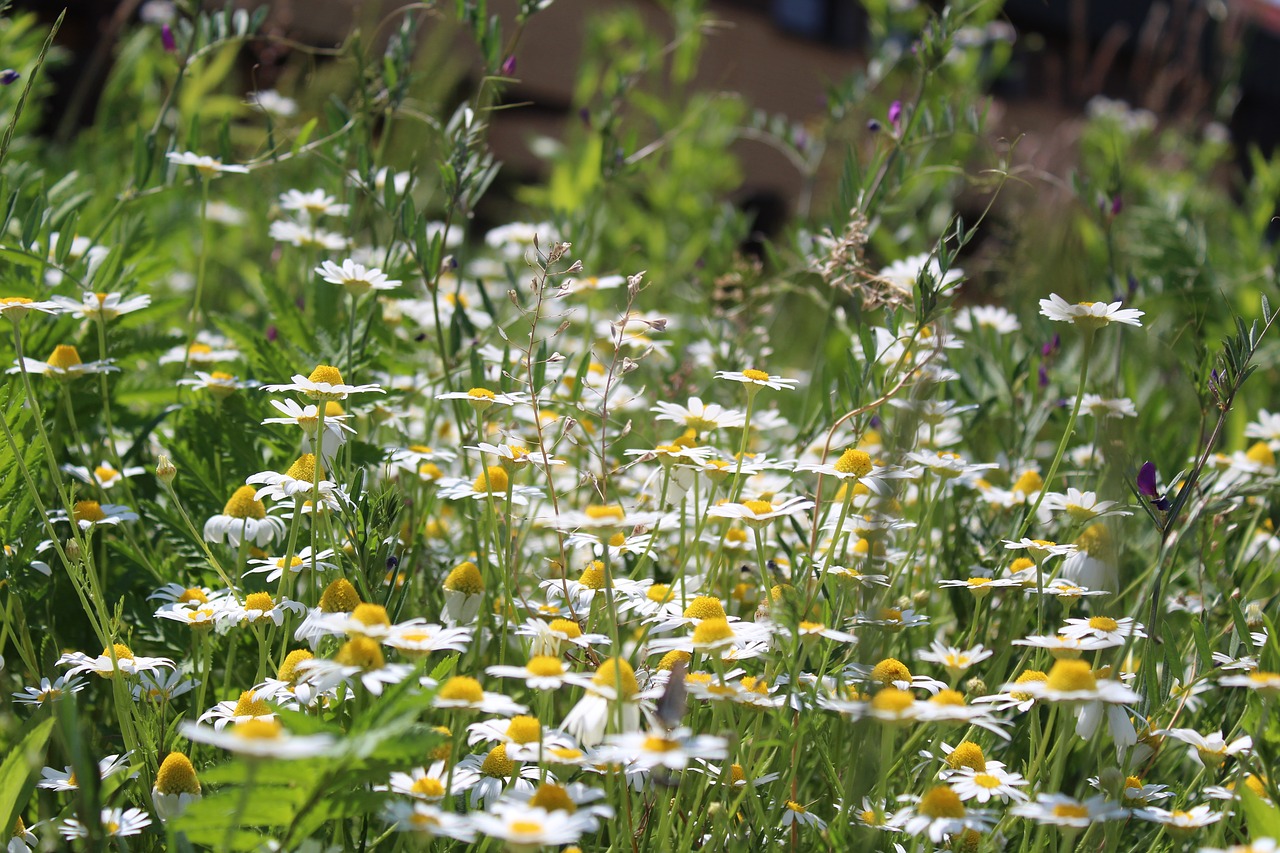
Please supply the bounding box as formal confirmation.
[10,344,117,379]
[244,547,338,582]
[1221,671,1280,696]
[435,387,529,410]
[180,718,337,758]
[199,688,278,730]
[1158,728,1252,769]
[215,592,306,630]
[1081,394,1138,418]
[1002,538,1078,559]
[706,496,815,527]
[715,367,799,391]
[916,642,993,679]
[945,765,1030,803]
[471,804,595,849]
[58,644,175,678]
[246,454,344,502]
[1041,488,1130,521]
[167,150,250,176]
[879,253,964,295]
[953,304,1020,334]
[779,799,827,831]
[1010,793,1127,827]
[262,398,355,452]
[1059,615,1146,645]
[316,258,400,295]
[152,752,201,820]
[12,675,88,707]
[486,656,596,691]
[560,658,650,747]
[132,670,197,704]
[431,675,528,715]
[651,396,745,432]
[442,561,485,626]
[158,332,240,365]
[0,295,63,321]
[245,89,297,116]
[280,189,349,219]
[594,727,728,770]
[1038,293,1144,329]
[387,762,451,802]
[382,801,476,841]
[263,364,384,401]
[383,622,474,657]
[898,785,994,843]
[38,753,131,790]
[203,485,287,546]
[297,637,415,696]
[50,290,150,320]
[449,743,547,807]
[59,808,152,839]
[63,460,146,490]
[1132,804,1223,831]
[515,617,610,657]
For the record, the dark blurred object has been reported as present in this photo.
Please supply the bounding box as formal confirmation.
[768,0,861,47]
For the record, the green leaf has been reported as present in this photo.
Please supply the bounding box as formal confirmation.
[0,716,56,836]
[1240,785,1280,839]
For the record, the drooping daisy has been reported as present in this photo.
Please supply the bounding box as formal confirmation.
[203,485,287,546]
[1038,294,1144,329]
[560,658,652,747]
[262,399,355,454]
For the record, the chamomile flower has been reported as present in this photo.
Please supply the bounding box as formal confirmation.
[435,387,529,409]
[515,617,610,657]
[1133,804,1223,831]
[715,367,799,391]
[916,642,993,678]
[1002,538,1078,559]
[48,500,138,530]
[471,804,595,848]
[38,753,131,790]
[382,801,476,841]
[50,290,150,320]
[263,364,384,401]
[486,656,596,691]
[0,295,62,320]
[1038,294,1144,329]
[316,258,400,295]
[159,333,240,366]
[59,807,152,839]
[1081,394,1139,418]
[132,670,197,704]
[1201,839,1280,853]
[779,799,827,831]
[280,189,349,219]
[180,718,337,759]
[382,622,474,657]
[244,547,338,582]
[879,253,964,294]
[432,676,528,715]
[269,219,350,251]
[10,344,117,379]
[263,398,355,449]
[595,727,728,771]
[247,454,344,503]
[449,744,548,808]
[1004,659,1138,704]
[953,304,1020,334]
[152,752,202,820]
[466,715,579,761]
[297,637,414,696]
[897,785,995,843]
[62,460,145,490]
[214,591,306,630]
[651,396,745,432]
[1060,615,1146,645]
[437,467,544,506]
[204,485,287,546]
[945,765,1029,803]
[12,675,88,707]
[1221,671,1280,695]
[387,762,452,802]
[167,150,250,176]
[1158,728,1253,768]
[1041,488,1131,521]
[58,644,175,678]
[560,658,652,747]
[1010,793,1127,827]
[706,496,815,526]
[199,689,278,730]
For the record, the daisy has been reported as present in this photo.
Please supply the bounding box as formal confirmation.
[316,258,400,295]
[1158,728,1253,769]
[262,398,355,448]
[297,637,414,696]
[437,468,544,506]
[10,344,116,379]
[649,617,776,658]
[0,295,63,320]
[1011,634,1100,657]
[1041,488,1131,521]
[897,785,995,843]
[152,752,202,820]
[48,500,138,530]
[715,367,799,392]
[937,575,1024,597]
[59,807,152,839]
[879,253,964,295]
[280,189,349,219]
[262,364,384,401]
[132,670,198,704]
[651,396,745,432]
[199,688,278,730]
[58,644,175,678]
[244,546,338,582]
[466,715,579,761]
[471,804,595,848]
[180,718,337,759]
[431,676,528,716]
[50,290,150,321]
[63,460,146,490]
[945,765,1029,803]
[560,658,652,747]
[1080,394,1138,418]
[203,485,287,547]
[849,607,930,630]
[382,622,474,657]
[245,88,297,116]
[594,727,729,771]
[515,617,610,656]
[1201,841,1280,853]
[382,801,476,842]
[214,592,306,630]
[1038,293,1144,329]
[1221,671,1280,696]
[167,150,250,176]
[158,332,240,365]
[268,219,350,251]
[1011,793,1128,827]
[486,656,596,691]
[1002,538,1078,559]
[155,602,220,632]
[435,387,529,409]
[916,642,993,678]
[387,762,452,802]
[469,441,566,469]
[1003,660,1138,705]
[706,496,815,527]
[449,744,548,808]
[12,675,88,706]
[1133,804,1223,831]
[349,167,414,196]
[1060,616,1146,645]
[953,304,1020,334]
[246,454,344,503]
[38,753,131,790]
[779,799,827,831]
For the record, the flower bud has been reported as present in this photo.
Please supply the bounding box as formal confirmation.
[156,455,177,485]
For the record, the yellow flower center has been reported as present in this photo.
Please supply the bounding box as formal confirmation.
[1012,470,1043,495]
[1045,659,1097,692]
[1247,441,1276,468]
[576,562,608,589]
[529,783,576,813]
[871,658,912,684]
[526,656,565,677]
[439,676,485,704]
[1010,669,1048,700]
[930,689,967,706]
[233,719,284,740]
[480,744,514,777]
[741,368,771,382]
[105,643,135,661]
[658,650,692,671]
[1052,804,1090,819]
[692,617,735,646]
[785,801,807,814]
[275,556,304,571]
[642,735,680,753]
[244,592,274,612]
[177,587,208,604]
[585,504,625,521]
[548,618,583,639]
[277,649,313,683]
[285,454,316,483]
[351,603,390,628]
[223,485,267,519]
[410,777,445,798]
[946,742,986,771]
[73,501,106,524]
[307,364,344,386]
[834,448,873,476]
[592,658,639,698]
[46,345,83,371]
[155,752,201,795]
[1010,557,1035,572]
[683,596,726,620]
[467,387,496,400]
[505,716,542,744]
[335,636,385,670]
[0,296,32,305]
[645,583,673,603]
[919,786,966,819]
[444,561,484,594]
[232,690,271,717]
[1088,616,1119,632]
[319,578,361,613]
[870,687,915,714]
[742,499,775,516]
[471,466,509,493]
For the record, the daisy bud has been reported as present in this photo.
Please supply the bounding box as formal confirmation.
[65,538,82,563]
[156,455,177,485]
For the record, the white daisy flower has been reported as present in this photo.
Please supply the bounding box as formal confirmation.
[262,365,383,401]
[167,150,250,176]
[280,189,349,219]
[953,304,1020,334]
[1040,488,1131,521]
[59,807,152,839]
[180,718,337,759]
[62,460,146,490]
[1157,728,1253,768]
[1010,793,1127,827]
[38,753,132,790]
[268,219,350,251]
[1038,293,1144,328]
[382,800,476,841]
[316,258,400,294]
[1080,394,1138,418]
[485,656,596,691]
[651,396,745,432]
[10,344,116,379]
[879,252,964,295]
[12,675,88,707]
[50,291,150,320]
[58,644,175,678]
[714,367,799,391]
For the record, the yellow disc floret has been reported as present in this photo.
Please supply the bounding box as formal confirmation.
[155,753,201,795]
[223,485,266,519]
